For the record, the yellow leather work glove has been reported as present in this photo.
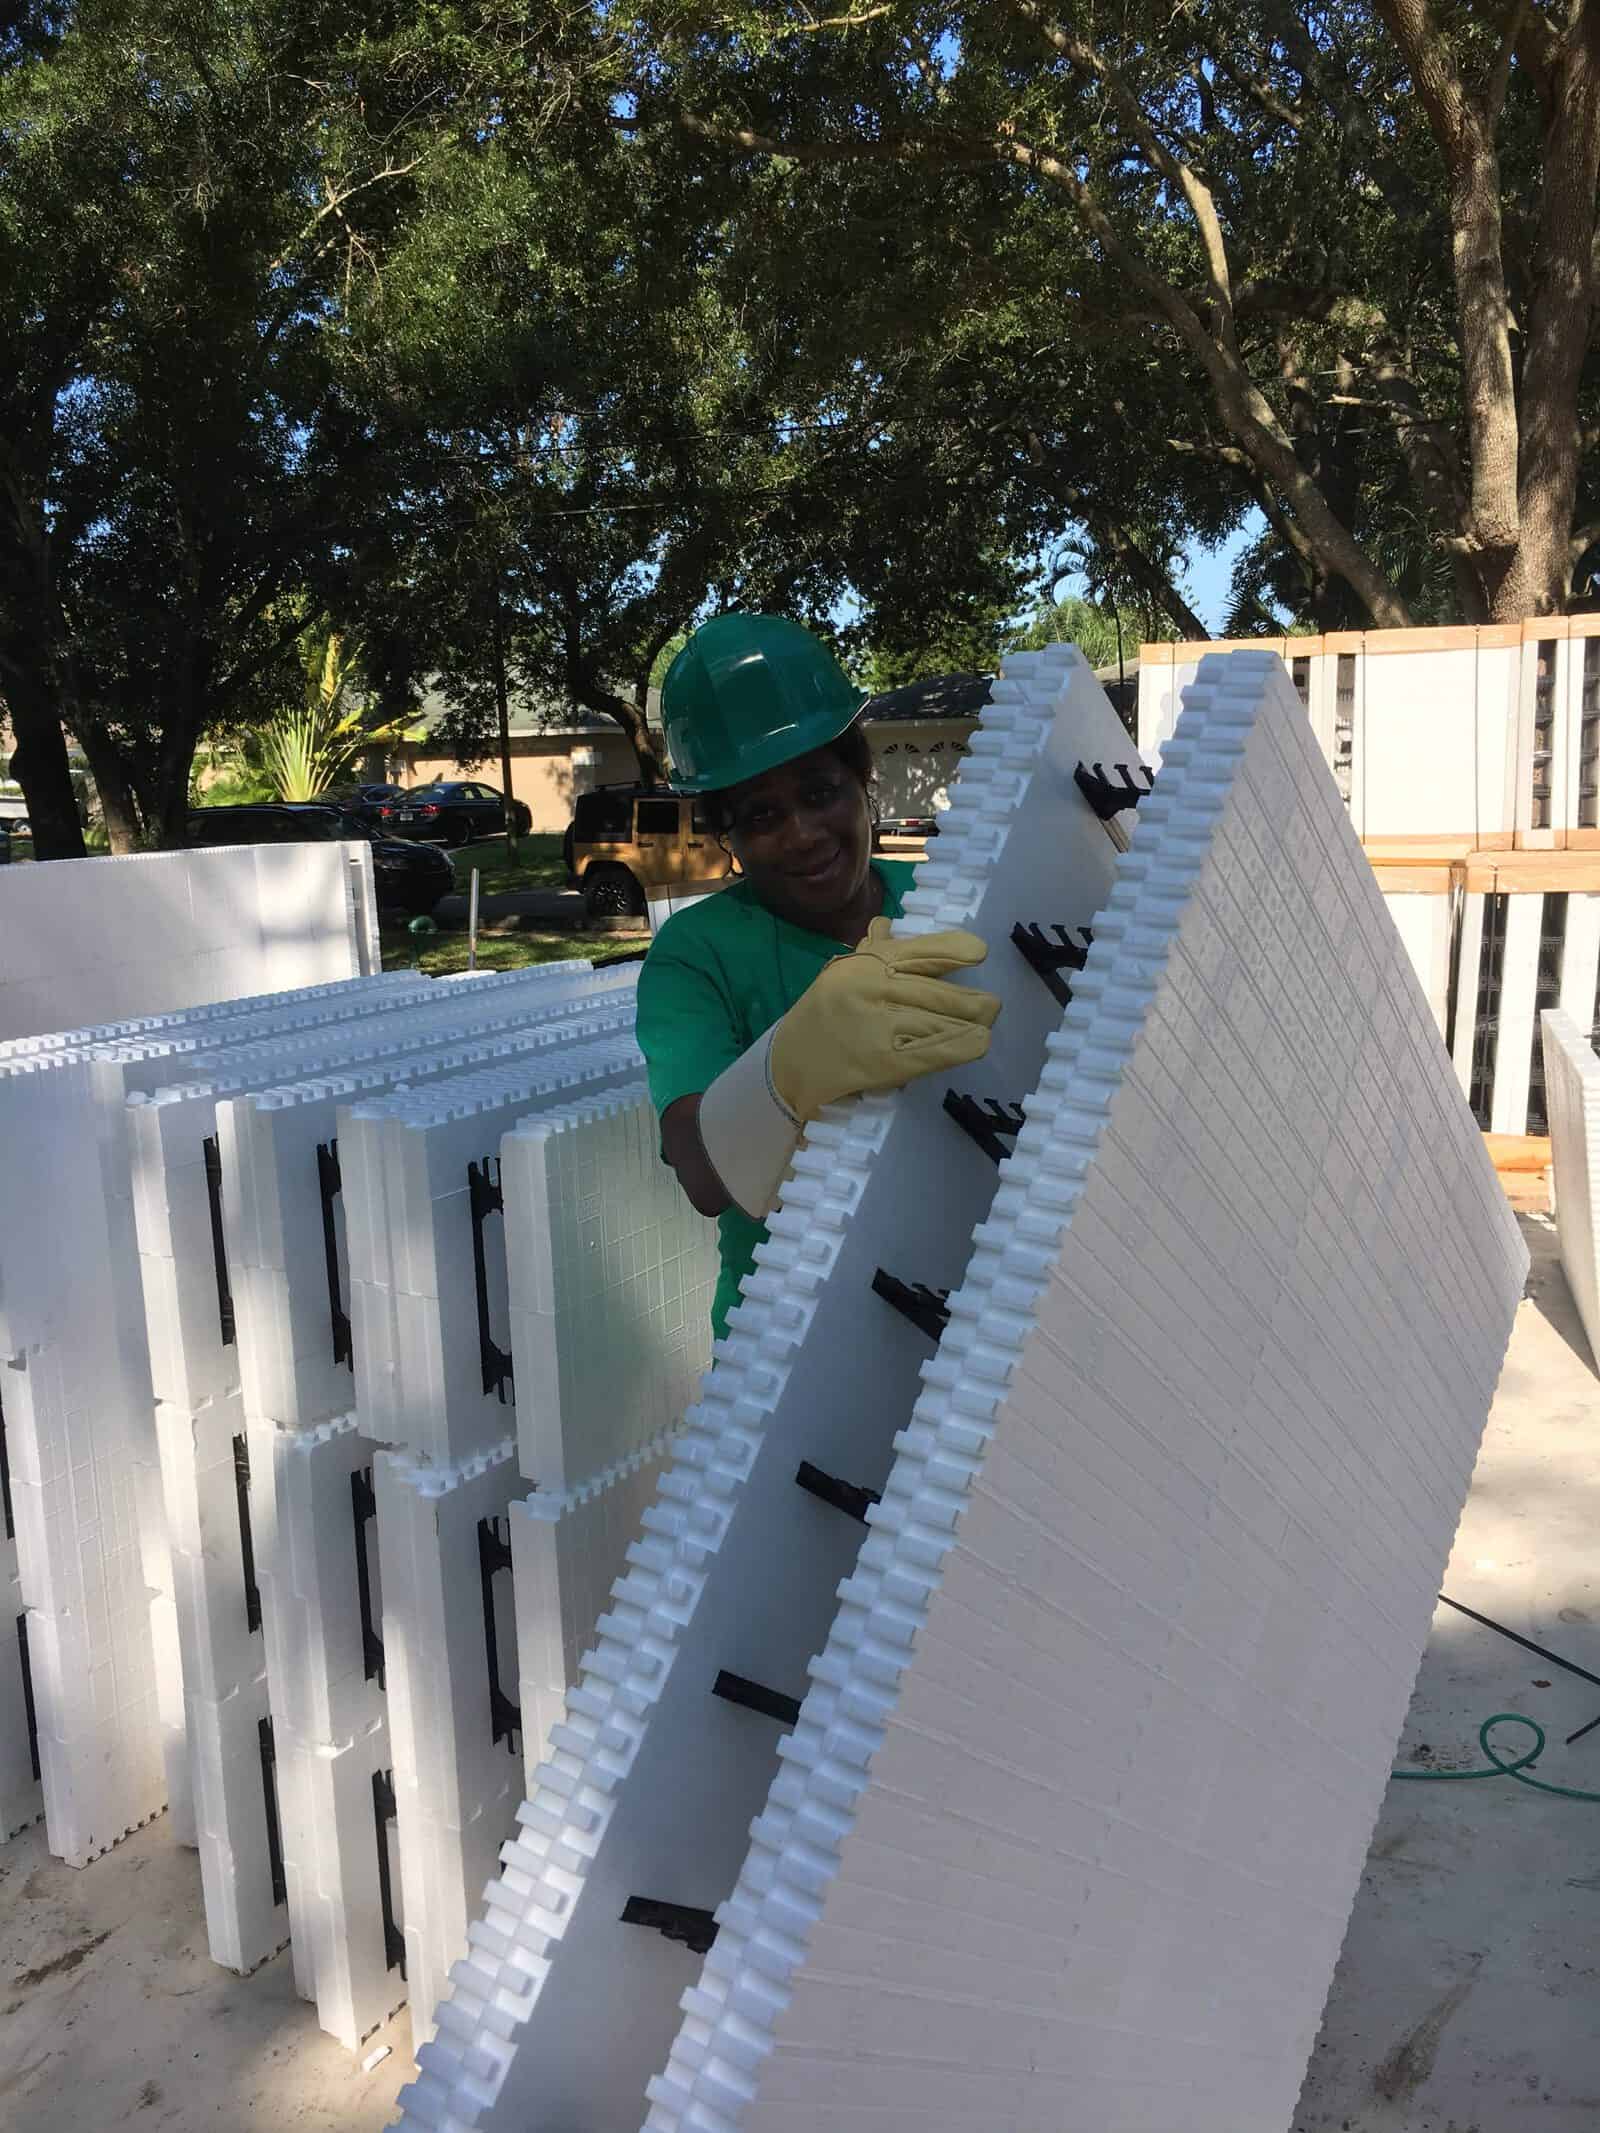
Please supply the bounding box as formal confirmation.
[696,918,1001,1220]
[768,918,1000,1122]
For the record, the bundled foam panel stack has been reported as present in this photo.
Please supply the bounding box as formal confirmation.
[342,1034,664,2047]
[641,651,1525,2133]
[217,972,644,2047]
[393,643,1138,2130]
[501,1084,720,1776]
[1542,1007,1600,1369]
[0,974,433,1864]
[397,645,1525,2133]
[1452,889,1600,1133]
[125,968,612,1971]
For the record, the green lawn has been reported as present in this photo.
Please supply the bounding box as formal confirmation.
[447,832,569,895]
[380,922,647,976]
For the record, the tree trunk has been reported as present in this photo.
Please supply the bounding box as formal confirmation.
[75,722,145,853]
[1490,11,1600,620]
[4,673,86,861]
[490,587,519,856]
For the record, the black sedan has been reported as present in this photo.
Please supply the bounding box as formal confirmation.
[184,803,455,916]
[377,781,532,845]
[313,782,406,825]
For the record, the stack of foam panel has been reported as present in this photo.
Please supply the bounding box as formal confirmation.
[344,1030,655,2046]
[1451,888,1600,1133]
[218,970,642,2042]
[1542,1007,1600,1369]
[126,968,609,1973]
[393,642,1138,2130]
[0,974,433,1865]
[501,1085,721,1769]
[642,650,1526,2133]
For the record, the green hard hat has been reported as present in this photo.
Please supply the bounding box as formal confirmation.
[662,613,868,794]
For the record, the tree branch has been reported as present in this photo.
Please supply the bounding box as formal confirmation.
[1008,0,1238,348]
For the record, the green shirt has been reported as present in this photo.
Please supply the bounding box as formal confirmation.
[636,859,918,1341]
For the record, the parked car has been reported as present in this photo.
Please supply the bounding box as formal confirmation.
[313,782,406,825]
[377,781,532,845]
[563,785,732,918]
[184,802,455,916]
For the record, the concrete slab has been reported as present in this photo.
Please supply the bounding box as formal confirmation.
[1,1213,1594,2133]
[1294,1212,1600,2133]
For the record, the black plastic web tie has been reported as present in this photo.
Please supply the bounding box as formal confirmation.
[257,1717,287,1907]
[468,1157,514,1402]
[1011,922,1093,1008]
[1075,760,1154,820]
[794,1461,880,1524]
[372,1768,406,1975]
[478,1517,521,1752]
[943,1091,1026,1166]
[202,1136,236,1347]
[351,1469,385,1684]
[712,1670,802,1728]
[316,1139,353,1370]
[621,1896,719,1954]
[872,1267,951,1342]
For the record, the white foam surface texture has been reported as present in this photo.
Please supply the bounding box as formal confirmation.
[509,1436,680,1793]
[392,646,1136,2132]
[343,1033,646,1465]
[649,652,1528,2133]
[1543,1008,1600,1370]
[374,1441,526,2052]
[502,1086,718,1491]
[0,841,378,1045]
[275,1708,408,2048]
[156,1392,262,1705]
[188,1668,288,1974]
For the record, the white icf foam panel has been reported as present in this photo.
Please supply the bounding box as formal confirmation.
[1380,891,1451,1036]
[374,1440,527,2052]
[0,841,379,1044]
[275,1706,407,2048]
[645,652,1528,2133]
[342,1034,647,1466]
[509,1434,680,1792]
[188,1668,288,1975]
[1449,890,1600,1134]
[1543,1008,1600,1371]
[501,1085,718,1492]
[2,1344,165,1864]
[393,645,1138,2133]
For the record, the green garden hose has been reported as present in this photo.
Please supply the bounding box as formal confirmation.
[1392,1712,1600,1802]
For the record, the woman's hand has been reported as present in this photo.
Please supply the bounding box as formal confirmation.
[679,920,1002,1222]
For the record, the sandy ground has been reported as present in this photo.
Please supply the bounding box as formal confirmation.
[2,1205,1597,2132]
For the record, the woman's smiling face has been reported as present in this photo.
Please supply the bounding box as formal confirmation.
[719,744,874,931]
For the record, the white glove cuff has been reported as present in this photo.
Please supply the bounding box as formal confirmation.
[697,1026,803,1221]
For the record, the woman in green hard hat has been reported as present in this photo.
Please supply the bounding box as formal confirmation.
[635,612,1001,1342]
